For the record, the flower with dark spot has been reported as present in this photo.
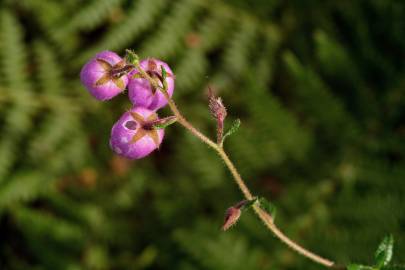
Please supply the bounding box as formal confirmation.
[109,107,165,159]
[80,51,130,101]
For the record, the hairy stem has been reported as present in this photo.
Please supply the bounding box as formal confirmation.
[216,147,334,267]
[134,61,335,268]
[216,118,224,145]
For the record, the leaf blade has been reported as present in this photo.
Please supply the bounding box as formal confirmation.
[221,119,241,145]
[258,197,277,220]
[375,234,394,267]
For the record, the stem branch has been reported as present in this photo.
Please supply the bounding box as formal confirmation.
[134,61,335,268]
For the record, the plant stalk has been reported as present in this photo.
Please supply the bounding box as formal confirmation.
[134,61,335,268]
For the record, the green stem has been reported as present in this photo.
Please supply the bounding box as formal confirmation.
[134,60,335,268]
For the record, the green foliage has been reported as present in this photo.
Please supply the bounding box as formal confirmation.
[375,235,394,268]
[258,197,277,219]
[0,172,47,211]
[0,0,404,269]
[382,266,405,270]
[349,234,398,270]
[347,264,374,270]
[174,221,268,270]
[240,198,257,212]
[221,119,240,145]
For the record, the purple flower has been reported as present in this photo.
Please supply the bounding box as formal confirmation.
[109,107,165,159]
[128,58,175,110]
[80,51,130,101]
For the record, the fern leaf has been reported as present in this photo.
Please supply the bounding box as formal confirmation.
[209,18,258,91]
[13,206,86,250]
[64,0,124,31]
[175,8,233,93]
[28,43,82,164]
[16,0,66,29]
[283,51,358,139]
[0,172,48,211]
[175,50,208,94]
[198,6,233,51]
[139,0,203,59]
[33,42,64,93]
[76,0,168,67]
[222,18,257,76]
[0,11,35,183]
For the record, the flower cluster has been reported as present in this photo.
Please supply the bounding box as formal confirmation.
[80,51,175,159]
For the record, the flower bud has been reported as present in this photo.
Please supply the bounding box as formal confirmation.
[221,199,256,231]
[222,206,242,231]
[208,87,227,144]
[80,51,129,101]
[208,88,227,123]
[128,58,175,110]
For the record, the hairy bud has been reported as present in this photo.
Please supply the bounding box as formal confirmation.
[208,87,227,122]
[208,87,227,144]
[221,199,254,231]
[222,206,242,231]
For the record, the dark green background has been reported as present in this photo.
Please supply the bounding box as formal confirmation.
[0,0,404,269]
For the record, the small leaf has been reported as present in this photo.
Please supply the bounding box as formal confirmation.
[161,65,167,80]
[258,197,277,219]
[125,49,139,65]
[151,116,177,129]
[160,65,168,91]
[240,198,258,212]
[221,119,240,144]
[375,234,394,267]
